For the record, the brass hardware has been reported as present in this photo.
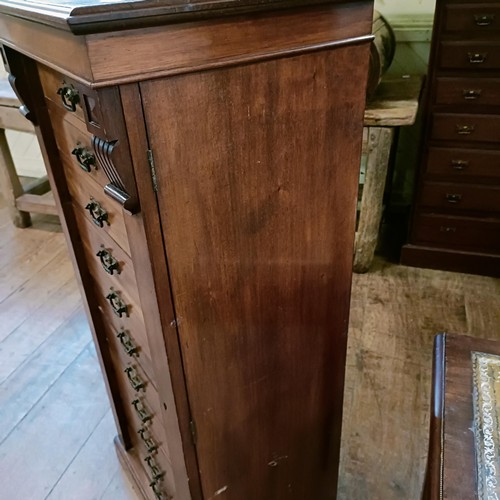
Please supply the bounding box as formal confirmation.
[145,455,164,481]
[105,288,128,318]
[150,479,166,500]
[462,89,482,100]
[456,124,475,135]
[132,399,152,423]
[71,145,96,173]
[138,427,158,453]
[474,14,495,26]
[451,160,469,170]
[440,226,457,233]
[468,52,487,64]
[96,246,120,275]
[57,83,80,112]
[125,366,145,391]
[446,193,463,204]
[117,329,137,356]
[85,199,109,228]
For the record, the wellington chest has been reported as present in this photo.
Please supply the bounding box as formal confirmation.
[0,1,374,498]
[402,0,500,276]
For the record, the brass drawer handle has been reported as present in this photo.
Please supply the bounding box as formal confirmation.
[145,455,164,481]
[138,427,158,453]
[132,399,152,423]
[456,124,475,135]
[71,145,96,173]
[96,246,121,275]
[57,83,80,112]
[468,52,487,64]
[462,89,482,100]
[85,198,109,228]
[451,160,469,170]
[125,366,145,391]
[440,226,457,233]
[446,193,463,204]
[117,329,138,356]
[150,479,167,500]
[106,288,128,318]
[474,14,495,26]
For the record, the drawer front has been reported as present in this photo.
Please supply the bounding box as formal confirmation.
[444,4,500,33]
[38,64,86,123]
[47,100,110,188]
[420,182,500,213]
[413,213,500,253]
[426,147,500,180]
[435,77,500,106]
[440,42,500,70]
[65,154,131,256]
[432,113,500,144]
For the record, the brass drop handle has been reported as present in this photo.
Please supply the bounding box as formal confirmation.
[468,52,487,64]
[96,246,121,275]
[125,366,145,391]
[145,455,164,481]
[85,199,109,228]
[150,479,167,500]
[71,146,96,173]
[117,329,137,356]
[446,193,463,204]
[106,289,128,318]
[132,399,152,423]
[456,124,475,135]
[138,427,158,453]
[57,84,80,112]
[451,160,469,170]
[440,226,457,233]
[474,14,495,26]
[462,89,482,100]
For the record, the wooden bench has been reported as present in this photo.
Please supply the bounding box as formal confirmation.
[354,75,423,273]
[0,78,57,227]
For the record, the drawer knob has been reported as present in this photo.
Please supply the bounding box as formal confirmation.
[57,84,80,112]
[117,329,138,356]
[451,160,469,170]
[462,89,482,100]
[105,288,129,318]
[474,14,495,26]
[446,193,463,204]
[71,146,96,173]
[125,366,145,391]
[468,52,487,64]
[145,455,164,481]
[132,399,152,423]
[456,124,475,135]
[138,427,158,453]
[85,199,109,228]
[440,226,457,233]
[150,479,167,500]
[96,246,121,275]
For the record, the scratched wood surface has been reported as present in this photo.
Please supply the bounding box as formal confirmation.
[0,197,499,499]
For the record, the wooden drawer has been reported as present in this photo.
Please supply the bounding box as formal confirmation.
[65,153,131,256]
[420,182,500,213]
[426,147,500,180]
[444,4,500,33]
[47,100,110,188]
[38,64,86,123]
[432,113,500,144]
[435,77,500,106]
[440,42,500,70]
[413,213,500,253]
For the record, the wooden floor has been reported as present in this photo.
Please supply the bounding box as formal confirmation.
[0,203,499,499]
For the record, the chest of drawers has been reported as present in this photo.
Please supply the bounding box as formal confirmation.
[0,1,374,498]
[402,0,500,276]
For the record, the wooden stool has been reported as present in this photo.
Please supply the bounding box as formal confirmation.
[354,75,424,273]
[0,78,57,227]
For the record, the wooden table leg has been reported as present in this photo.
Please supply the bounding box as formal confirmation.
[353,126,394,273]
[0,128,31,227]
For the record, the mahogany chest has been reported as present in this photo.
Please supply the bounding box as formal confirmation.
[0,1,374,498]
[402,0,500,276]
